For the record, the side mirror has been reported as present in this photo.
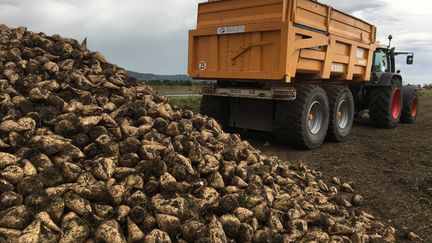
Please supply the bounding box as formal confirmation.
[407,54,414,65]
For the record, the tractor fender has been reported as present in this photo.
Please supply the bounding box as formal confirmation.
[378,73,402,86]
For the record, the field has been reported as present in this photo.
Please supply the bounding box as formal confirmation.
[168,96,201,114]
[168,91,432,241]
[153,85,199,92]
[249,90,432,241]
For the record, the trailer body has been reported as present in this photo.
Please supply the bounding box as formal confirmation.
[188,0,417,150]
[188,0,378,83]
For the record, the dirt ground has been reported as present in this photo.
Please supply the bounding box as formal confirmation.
[244,91,432,241]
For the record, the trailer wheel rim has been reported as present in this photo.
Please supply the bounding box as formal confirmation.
[307,101,323,135]
[337,100,350,130]
[391,88,401,120]
[411,97,418,117]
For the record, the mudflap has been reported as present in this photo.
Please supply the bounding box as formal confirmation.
[229,97,274,132]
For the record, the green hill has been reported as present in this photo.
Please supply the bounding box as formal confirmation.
[127,71,192,81]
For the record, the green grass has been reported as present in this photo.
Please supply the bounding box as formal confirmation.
[420,90,432,101]
[151,85,200,92]
[168,96,202,114]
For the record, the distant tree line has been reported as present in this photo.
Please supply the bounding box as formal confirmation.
[141,80,432,89]
[423,84,432,90]
[140,80,210,86]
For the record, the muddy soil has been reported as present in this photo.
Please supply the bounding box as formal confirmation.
[246,92,432,241]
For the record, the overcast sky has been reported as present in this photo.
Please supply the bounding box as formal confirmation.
[0,0,430,84]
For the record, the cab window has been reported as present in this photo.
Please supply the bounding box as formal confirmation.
[373,50,388,73]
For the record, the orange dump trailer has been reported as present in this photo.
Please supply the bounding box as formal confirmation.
[188,0,378,82]
[188,0,417,150]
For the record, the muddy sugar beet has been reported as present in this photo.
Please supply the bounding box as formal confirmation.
[0,25,396,242]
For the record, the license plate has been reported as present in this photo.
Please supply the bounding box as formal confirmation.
[229,89,241,94]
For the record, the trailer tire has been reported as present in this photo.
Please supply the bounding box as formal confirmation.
[200,95,229,128]
[324,85,354,142]
[401,86,419,124]
[369,79,402,128]
[273,85,329,150]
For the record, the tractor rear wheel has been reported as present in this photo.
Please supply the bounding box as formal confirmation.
[369,79,403,128]
[324,85,354,142]
[401,86,419,124]
[273,85,329,150]
[200,95,229,128]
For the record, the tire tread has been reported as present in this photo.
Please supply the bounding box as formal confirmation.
[369,80,402,128]
[323,85,354,142]
[273,85,328,149]
[401,88,418,124]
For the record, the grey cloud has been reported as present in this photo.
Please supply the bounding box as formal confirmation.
[0,0,19,6]
[320,0,386,13]
[0,0,200,39]
[93,31,189,75]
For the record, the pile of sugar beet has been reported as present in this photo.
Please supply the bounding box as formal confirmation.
[0,25,398,243]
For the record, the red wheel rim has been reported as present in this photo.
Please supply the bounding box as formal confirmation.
[411,97,418,117]
[391,88,401,119]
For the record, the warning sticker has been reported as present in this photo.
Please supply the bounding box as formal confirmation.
[331,64,344,72]
[199,61,207,71]
[357,48,364,59]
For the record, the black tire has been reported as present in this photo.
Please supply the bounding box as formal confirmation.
[401,86,419,124]
[369,79,402,128]
[273,85,329,150]
[324,85,354,142]
[200,95,229,128]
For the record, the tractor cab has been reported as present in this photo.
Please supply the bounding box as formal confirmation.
[372,35,414,79]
